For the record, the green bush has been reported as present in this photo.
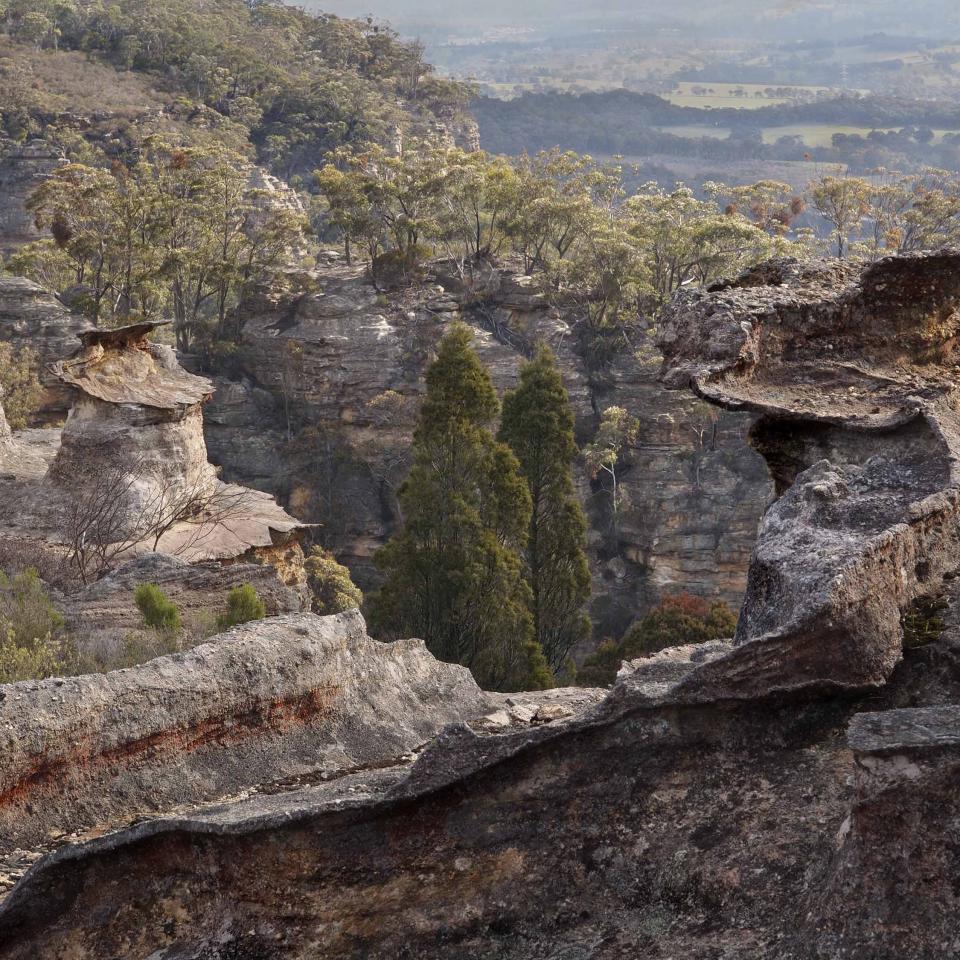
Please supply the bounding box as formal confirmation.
[134,583,182,634]
[577,594,738,687]
[574,639,622,687]
[305,547,363,616]
[216,584,266,630]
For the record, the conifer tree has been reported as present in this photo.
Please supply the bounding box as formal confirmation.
[499,346,591,671]
[369,323,553,691]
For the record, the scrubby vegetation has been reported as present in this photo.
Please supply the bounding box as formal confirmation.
[305,547,363,616]
[0,567,75,683]
[134,582,181,635]
[577,594,738,687]
[217,584,267,630]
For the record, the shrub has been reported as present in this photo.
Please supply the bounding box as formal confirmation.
[0,568,74,683]
[304,547,363,615]
[574,639,622,687]
[620,594,737,660]
[134,583,181,634]
[577,594,738,687]
[0,341,44,429]
[0,627,69,684]
[216,584,266,630]
[0,567,64,644]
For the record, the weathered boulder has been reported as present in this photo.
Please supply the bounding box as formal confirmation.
[0,610,493,854]
[658,252,960,696]
[49,321,218,511]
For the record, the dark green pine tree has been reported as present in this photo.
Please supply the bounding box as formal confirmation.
[369,323,554,692]
[499,345,591,674]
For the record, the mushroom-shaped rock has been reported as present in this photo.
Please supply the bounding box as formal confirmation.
[658,251,960,698]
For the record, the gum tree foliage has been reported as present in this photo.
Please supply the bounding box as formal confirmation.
[584,406,640,535]
[0,0,472,178]
[370,323,554,692]
[17,142,305,348]
[0,343,43,430]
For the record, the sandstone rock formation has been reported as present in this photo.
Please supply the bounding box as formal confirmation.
[807,704,960,958]
[0,322,307,591]
[0,277,89,421]
[49,321,219,512]
[658,252,960,696]
[205,261,771,642]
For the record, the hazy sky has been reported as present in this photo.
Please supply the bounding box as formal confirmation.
[307,0,960,35]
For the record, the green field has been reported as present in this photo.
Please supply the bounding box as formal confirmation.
[664,80,838,110]
[655,123,960,148]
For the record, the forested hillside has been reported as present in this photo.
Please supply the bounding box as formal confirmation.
[0,0,473,177]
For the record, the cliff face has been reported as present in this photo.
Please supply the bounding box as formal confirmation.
[0,141,62,258]
[0,277,90,421]
[205,263,772,642]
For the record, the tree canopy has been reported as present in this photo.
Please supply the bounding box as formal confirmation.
[369,323,553,692]
[499,347,591,673]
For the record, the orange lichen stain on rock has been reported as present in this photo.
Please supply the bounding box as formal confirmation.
[0,685,340,809]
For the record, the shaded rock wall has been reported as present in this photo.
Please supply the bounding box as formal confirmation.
[0,141,61,258]
[0,277,89,421]
[204,264,772,643]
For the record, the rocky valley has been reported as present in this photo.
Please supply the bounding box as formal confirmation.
[0,249,957,957]
[204,259,771,643]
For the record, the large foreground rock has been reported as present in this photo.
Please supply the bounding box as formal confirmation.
[0,610,492,853]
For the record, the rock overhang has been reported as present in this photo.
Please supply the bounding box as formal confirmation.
[50,320,214,412]
[655,250,960,698]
